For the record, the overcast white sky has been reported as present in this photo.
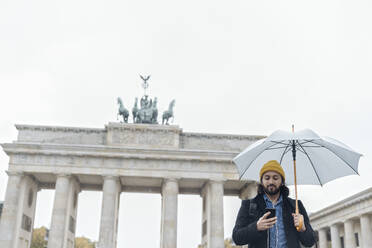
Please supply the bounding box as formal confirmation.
[1,0,372,247]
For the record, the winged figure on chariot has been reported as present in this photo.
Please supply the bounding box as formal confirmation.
[117,75,174,125]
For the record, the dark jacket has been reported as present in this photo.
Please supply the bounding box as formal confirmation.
[232,193,316,248]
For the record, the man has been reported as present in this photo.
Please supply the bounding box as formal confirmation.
[232,160,316,248]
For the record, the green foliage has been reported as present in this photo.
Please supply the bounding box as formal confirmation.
[224,238,246,248]
[30,227,96,248]
[75,236,96,248]
[31,227,47,248]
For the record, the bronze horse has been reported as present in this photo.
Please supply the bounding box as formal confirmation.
[117,97,129,123]
[162,99,175,125]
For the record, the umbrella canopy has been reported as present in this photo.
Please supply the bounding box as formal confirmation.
[233,129,362,186]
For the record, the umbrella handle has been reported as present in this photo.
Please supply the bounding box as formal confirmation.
[296,220,304,232]
[295,202,304,231]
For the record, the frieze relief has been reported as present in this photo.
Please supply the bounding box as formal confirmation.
[107,124,181,134]
[16,124,103,133]
[12,154,77,167]
[10,154,235,179]
[181,132,264,140]
[111,131,177,147]
[16,125,106,145]
[180,133,262,151]
[106,123,181,148]
[8,147,234,168]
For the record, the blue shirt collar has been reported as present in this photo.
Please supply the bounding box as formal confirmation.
[263,193,283,206]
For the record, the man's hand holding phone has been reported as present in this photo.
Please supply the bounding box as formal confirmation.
[256,209,277,231]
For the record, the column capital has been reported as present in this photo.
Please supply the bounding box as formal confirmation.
[330,221,342,227]
[344,218,354,224]
[239,182,257,200]
[241,181,257,189]
[102,175,120,180]
[161,178,179,196]
[208,179,226,185]
[69,176,82,193]
[318,227,328,232]
[102,175,122,193]
[56,173,71,179]
[163,177,180,183]
[360,213,371,218]
[200,179,225,197]
[6,170,24,177]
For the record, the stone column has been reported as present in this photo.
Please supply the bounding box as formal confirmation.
[48,174,71,248]
[318,228,328,248]
[0,172,24,248]
[15,176,39,248]
[330,224,341,248]
[63,177,81,248]
[210,181,224,248]
[201,180,224,248]
[98,176,121,248]
[160,178,179,248]
[360,214,372,248]
[239,182,257,200]
[344,219,356,248]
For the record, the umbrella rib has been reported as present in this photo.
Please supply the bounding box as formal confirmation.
[296,141,323,186]
[239,142,279,180]
[266,146,290,150]
[298,140,314,145]
[308,141,360,175]
[270,140,289,146]
[294,146,306,155]
[279,143,291,164]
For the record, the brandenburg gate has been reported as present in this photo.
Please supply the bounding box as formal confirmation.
[0,122,262,248]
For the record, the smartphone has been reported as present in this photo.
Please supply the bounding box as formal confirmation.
[265,208,276,219]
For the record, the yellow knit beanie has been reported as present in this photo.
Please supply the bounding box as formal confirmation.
[259,160,285,181]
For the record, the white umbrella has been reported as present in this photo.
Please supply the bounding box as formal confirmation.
[233,126,362,230]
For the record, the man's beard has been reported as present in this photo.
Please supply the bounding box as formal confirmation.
[264,184,280,195]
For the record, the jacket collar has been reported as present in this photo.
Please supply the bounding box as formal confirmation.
[253,193,267,211]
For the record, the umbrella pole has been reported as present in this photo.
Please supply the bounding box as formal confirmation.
[293,158,303,231]
[292,125,303,231]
